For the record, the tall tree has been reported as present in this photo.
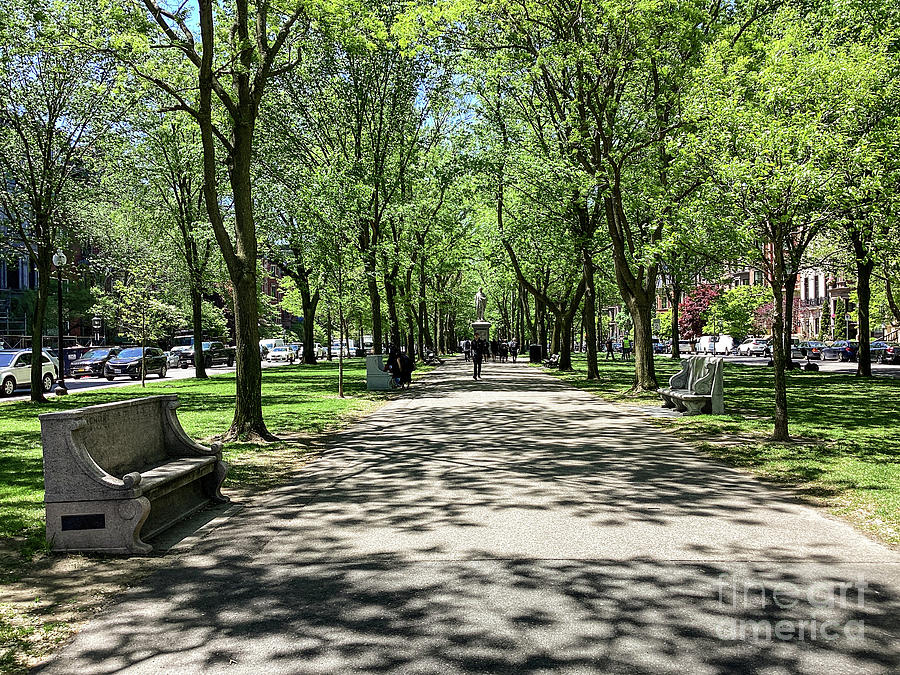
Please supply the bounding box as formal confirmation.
[106,0,310,439]
[0,0,116,401]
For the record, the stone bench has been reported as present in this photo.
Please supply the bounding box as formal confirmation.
[657,355,724,415]
[40,395,229,554]
[366,354,394,391]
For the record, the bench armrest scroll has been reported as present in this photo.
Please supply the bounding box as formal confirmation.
[669,359,690,389]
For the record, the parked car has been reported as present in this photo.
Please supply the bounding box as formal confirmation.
[697,334,735,355]
[737,338,768,357]
[877,342,900,364]
[821,340,859,362]
[868,341,891,361]
[163,350,181,368]
[259,338,285,357]
[669,340,694,354]
[105,347,168,380]
[179,341,235,368]
[797,340,826,360]
[762,338,804,359]
[70,347,122,379]
[267,345,294,363]
[0,349,58,396]
[40,348,61,371]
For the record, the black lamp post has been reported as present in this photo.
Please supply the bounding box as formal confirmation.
[52,249,68,396]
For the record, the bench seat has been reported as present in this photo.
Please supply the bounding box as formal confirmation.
[40,395,228,554]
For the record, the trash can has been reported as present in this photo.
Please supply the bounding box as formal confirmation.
[529,344,542,363]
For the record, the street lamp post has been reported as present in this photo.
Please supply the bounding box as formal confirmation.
[52,249,68,396]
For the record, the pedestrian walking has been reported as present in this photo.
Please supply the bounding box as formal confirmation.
[510,339,519,362]
[605,338,615,360]
[622,336,632,360]
[463,339,471,362]
[500,341,508,362]
[472,335,487,380]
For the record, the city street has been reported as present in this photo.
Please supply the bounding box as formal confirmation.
[715,353,900,377]
[0,360,295,403]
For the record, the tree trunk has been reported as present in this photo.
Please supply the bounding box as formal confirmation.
[191,285,208,378]
[195,0,271,441]
[365,249,382,354]
[851,228,874,377]
[326,305,333,361]
[30,256,51,402]
[604,194,659,390]
[670,283,682,359]
[383,268,401,349]
[300,286,319,364]
[783,272,798,360]
[582,248,599,379]
[419,257,432,353]
[771,247,790,441]
[628,297,657,390]
[229,268,271,440]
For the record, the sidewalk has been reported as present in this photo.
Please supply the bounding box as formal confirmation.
[41,357,900,674]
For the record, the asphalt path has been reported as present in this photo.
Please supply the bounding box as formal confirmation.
[41,356,900,674]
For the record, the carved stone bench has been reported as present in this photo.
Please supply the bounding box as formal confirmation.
[40,394,229,554]
[658,356,724,415]
[366,354,394,391]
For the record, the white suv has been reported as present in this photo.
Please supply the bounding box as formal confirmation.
[737,338,768,357]
[0,349,58,397]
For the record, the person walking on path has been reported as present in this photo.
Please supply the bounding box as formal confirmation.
[605,338,615,360]
[622,336,632,360]
[463,339,471,362]
[510,339,519,362]
[472,335,487,380]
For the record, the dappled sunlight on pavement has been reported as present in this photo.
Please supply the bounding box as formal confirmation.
[39,357,900,674]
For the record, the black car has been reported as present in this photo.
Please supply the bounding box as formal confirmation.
[105,347,168,380]
[70,346,122,379]
[798,340,826,360]
[869,341,891,361]
[179,341,235,369]
[877,342,900,364]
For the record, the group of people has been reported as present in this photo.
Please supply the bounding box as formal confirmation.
[383,348,415,389]
[464,336,519,380]
[604,337,632,360]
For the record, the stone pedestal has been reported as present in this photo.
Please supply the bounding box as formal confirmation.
[471,321,491,341]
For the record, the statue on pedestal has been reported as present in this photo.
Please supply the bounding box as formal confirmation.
[474,288,487,322]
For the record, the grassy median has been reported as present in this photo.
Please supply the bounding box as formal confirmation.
[551,355,900,547]
[0,359,383,578]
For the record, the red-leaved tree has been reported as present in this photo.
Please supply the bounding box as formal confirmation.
[678,285,720,339]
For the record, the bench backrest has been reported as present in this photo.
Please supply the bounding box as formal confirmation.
[687,356,708,390]
[41,396,173,478]
[366,354,387,375]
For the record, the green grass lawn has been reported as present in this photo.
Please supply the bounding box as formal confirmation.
[549,354,900,546]
[0,359,383,577]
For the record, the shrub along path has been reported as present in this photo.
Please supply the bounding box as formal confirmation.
[42,357,900,673]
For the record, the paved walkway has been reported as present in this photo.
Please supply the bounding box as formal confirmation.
[42,358,900,674]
